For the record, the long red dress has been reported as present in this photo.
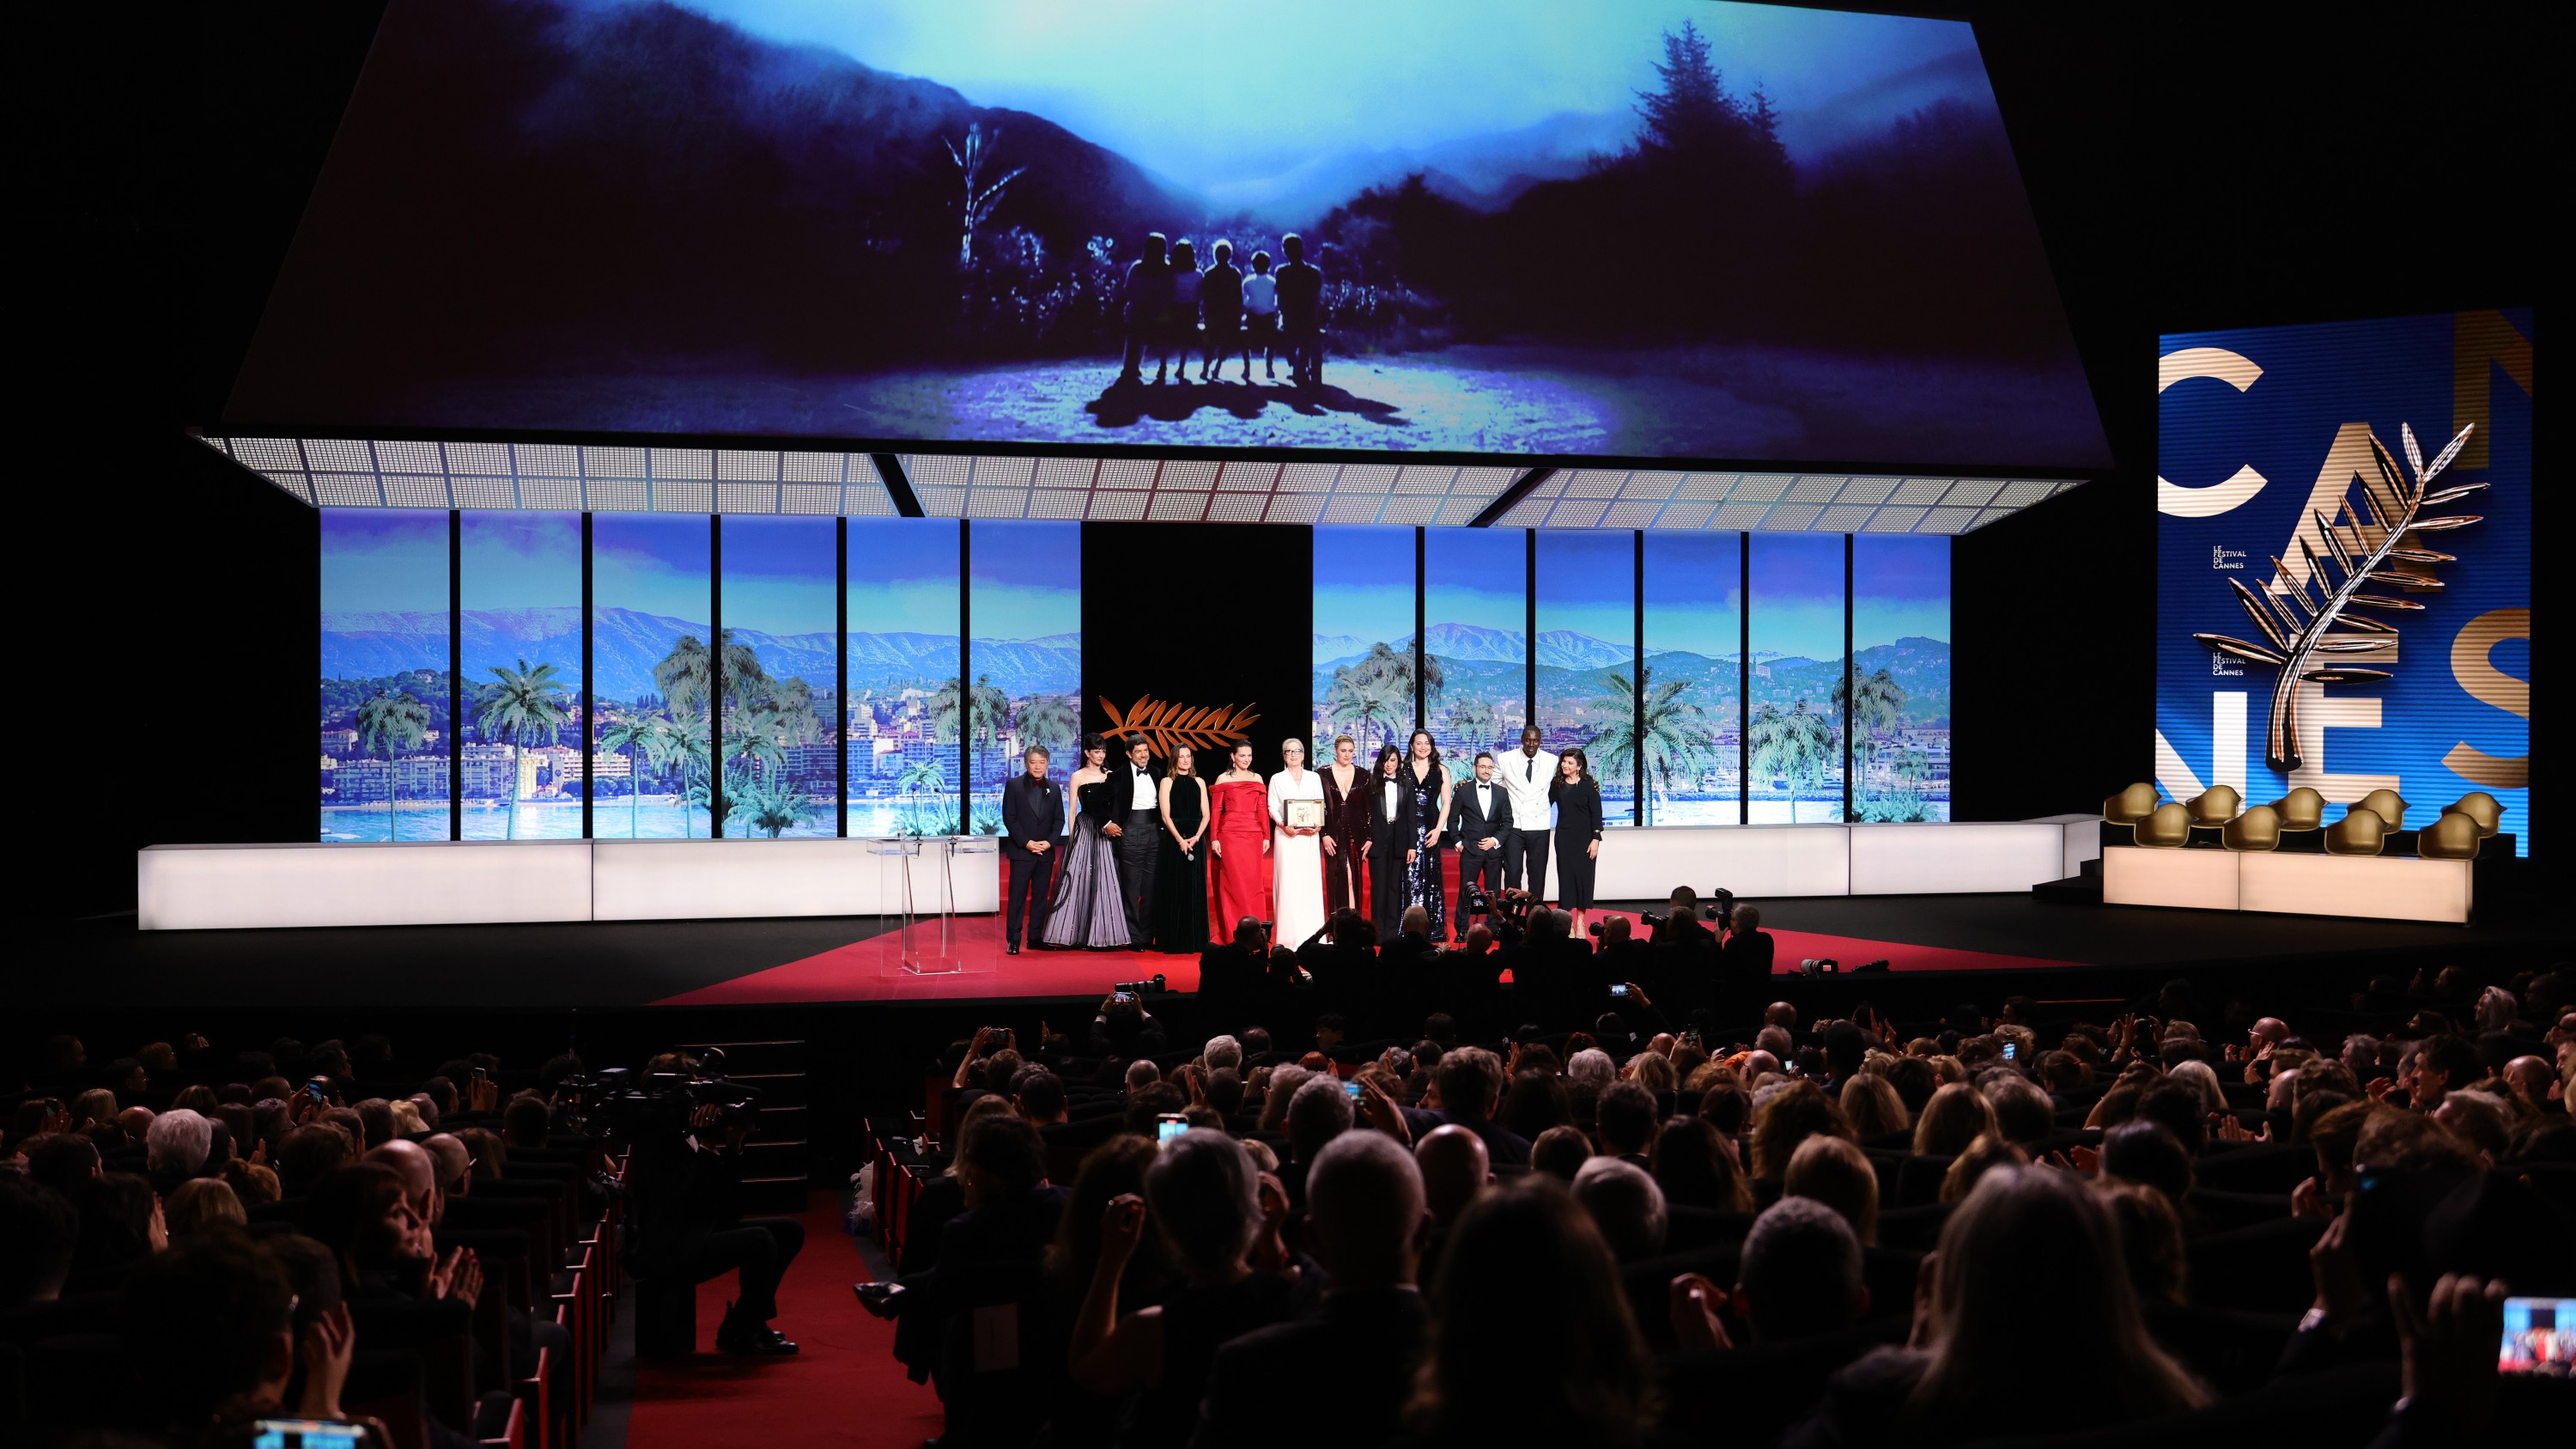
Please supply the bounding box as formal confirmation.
[1208,777,1272,943]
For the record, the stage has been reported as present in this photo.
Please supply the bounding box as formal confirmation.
[33,888,2553,1014]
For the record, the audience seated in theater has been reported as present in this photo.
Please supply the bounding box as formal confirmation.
[1190,1130,1431,1449]
[1407,1180,1657,1449]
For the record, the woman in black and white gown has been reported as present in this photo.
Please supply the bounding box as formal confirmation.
[1044,734,1131,949]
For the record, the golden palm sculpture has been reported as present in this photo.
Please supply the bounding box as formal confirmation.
[2194,423,2482,772]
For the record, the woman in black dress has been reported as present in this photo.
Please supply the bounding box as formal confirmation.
[1152,745,1210,953]
[1364,744,1413,939]
[1402,730,1454,941]
[1550,746,1605,929]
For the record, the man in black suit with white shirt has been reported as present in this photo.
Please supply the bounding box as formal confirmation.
[1448,751,1513,939]
[999,746,1063,955]
[1103,734,1162,948]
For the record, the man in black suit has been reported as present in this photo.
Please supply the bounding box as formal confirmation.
[1103,734,1161,948]
[1447,752,1513,939]
[1719,903,1777,1025]
[999,746,1063,956]
[1189,1131,1430,1449]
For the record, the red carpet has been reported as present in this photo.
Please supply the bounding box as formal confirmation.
[651,852,2082,1007]
[629,1192,943,1449]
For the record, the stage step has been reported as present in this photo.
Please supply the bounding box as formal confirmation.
[2032,871,2102,905]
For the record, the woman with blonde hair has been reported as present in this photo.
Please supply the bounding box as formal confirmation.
[1792,1168,2207,1440]
[165,1176,247,1239]
[1839,1073,1910,1140]
[1784,1134,1880,1245]
[1912,1082,2000,1158]
[1628,1051,1677,1093]
[1937,1132,2028,1202]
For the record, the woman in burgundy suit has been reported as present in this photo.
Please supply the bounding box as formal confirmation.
[1207,739,1271,942]
[1318,734,1371,927]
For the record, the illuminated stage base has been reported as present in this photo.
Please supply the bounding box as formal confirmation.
[2100,845,2474,924]
[137,818,2099,932]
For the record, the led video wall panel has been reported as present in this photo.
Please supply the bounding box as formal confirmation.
[2156,311,2531,852]
[229,0,2104,468]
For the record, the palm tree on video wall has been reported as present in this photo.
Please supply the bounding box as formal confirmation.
[1326,639,1436,752]
[595,715,665,838]
[1013,693,1080,764]
[1833,667,1909,819]
[355,687,432,842]
[1749,697,1838,823]
[1587,664,1710,825]
[472,659,571,840]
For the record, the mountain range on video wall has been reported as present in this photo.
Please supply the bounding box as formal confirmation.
[322,606,1079,701]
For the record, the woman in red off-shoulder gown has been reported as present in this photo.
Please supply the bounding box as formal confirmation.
[1207,740,1272,942]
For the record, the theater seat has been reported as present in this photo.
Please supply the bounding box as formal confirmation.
[2133,803,2191,848]
[2447,790,2503,836]
[2189,1215,2327,1314]
[2269,787,2324,832]
[2418,809,2482,860]
[2184,785,2241,826]
[2101,782,2160,825]
[2221,805,2281,851]
[2323,807,2387,856]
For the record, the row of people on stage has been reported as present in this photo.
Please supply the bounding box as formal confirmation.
[997,727,1609,954]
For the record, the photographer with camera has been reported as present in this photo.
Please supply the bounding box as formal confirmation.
[1718,903,1776,1025]
[622,1051,801,1355]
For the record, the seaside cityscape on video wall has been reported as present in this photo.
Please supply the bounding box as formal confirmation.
[232,0,2104,469]
[1312,529,1950,825]
[320,519,1947,840]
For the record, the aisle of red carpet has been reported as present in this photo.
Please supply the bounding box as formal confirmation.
[628,1193,942,1449]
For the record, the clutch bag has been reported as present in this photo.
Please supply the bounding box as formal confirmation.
[1284,799,1324,830]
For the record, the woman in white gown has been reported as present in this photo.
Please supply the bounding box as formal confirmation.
[1268,739,1328,947]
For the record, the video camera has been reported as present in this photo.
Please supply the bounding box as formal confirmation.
[586,1059,762,1137]
[1466,887,1534,937]
[1111,975,1168,999]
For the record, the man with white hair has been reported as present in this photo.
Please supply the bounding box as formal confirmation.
[1572,1155,1668,1262]
[143,1107,212,1185]
[1191,1130,1431,1449]
[1203,1035,1243,1073]
[1565,1047,1618,1094]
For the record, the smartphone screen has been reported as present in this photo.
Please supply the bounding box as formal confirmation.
[2002,1043,2017,1060]
[1156,1114,1187,1144]
[1609,983,1630,997]
[249,1421,376,1449]
[2500,1296,2575,1374]
[1341,1079,1364,1100]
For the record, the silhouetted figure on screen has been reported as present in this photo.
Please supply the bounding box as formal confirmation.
[1119,232,1175,384]
[1241,250,1280,381]
[1274,233,1324,387]
[1199,240,1244,383]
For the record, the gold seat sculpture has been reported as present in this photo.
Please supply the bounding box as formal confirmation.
[2221,804,2282,852]
[2103,782,2161,825]
[2324,807,2389,856]
[2135,802,2192,848]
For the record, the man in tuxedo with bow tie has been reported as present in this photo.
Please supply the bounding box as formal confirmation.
[999,745,1063,955]
[1449,752,1514,939]
[1104,734,1162,948]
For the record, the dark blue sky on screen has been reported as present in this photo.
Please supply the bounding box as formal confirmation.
[669,0,1989,197]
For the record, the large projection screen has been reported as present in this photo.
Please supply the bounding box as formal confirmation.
[227,0,2105,469]
[2155,311,2531,853]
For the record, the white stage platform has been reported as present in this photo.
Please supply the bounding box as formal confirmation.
[2100,845,2474,924]
[137,818,2099,931]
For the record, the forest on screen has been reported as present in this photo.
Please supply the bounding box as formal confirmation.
[232,0,2097,462]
